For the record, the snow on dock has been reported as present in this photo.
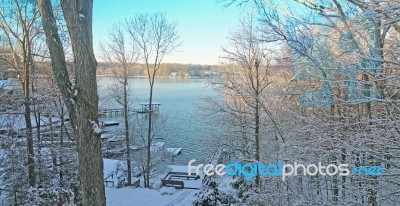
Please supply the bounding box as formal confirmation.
[166,148,182,156]
[151,141,165,149]
[129,145,140,150]
[101,121,119,127]
[107,135,125,142]
[101,133,113,140]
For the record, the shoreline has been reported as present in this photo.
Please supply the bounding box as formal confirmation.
[96,75,213,79]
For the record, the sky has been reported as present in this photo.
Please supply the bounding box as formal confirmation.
[93,0,248,65]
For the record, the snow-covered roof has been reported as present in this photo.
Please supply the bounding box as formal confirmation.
[0,78,20,91]
[0,113,61,131]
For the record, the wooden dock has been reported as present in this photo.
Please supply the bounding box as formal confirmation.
[99,108,142,116]
[99,104,161,116]
[99,108,126,116]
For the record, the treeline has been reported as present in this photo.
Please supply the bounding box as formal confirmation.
[0,62,219,80]
[97,63,219,78]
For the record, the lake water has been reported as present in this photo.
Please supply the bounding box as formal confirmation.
[97,77,218,165]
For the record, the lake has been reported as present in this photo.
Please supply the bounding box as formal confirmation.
[97,77,218,165]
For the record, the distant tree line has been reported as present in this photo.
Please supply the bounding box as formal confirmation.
[1,62,219,79]
[96,62,219,78]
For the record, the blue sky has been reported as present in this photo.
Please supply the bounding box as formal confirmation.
[93,0,248,65]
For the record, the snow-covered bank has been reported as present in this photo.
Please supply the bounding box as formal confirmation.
[106,187,197,206]
[103,158,204,205]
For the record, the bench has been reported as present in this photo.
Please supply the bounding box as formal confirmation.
[169,174,200,180]
[168,172,200,180]
[161,179,184,189]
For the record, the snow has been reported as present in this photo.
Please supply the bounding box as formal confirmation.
[106,187,197,206]
[92,122,102,134]
[0,78,20,91]
[159,187,177,195]
[151,141,165,151]
[103,158,130,188]
[0,113,61,131]
[103,158,119,176]
[93,126,102,134]
[166,165,204,189]
[107,135,125,142]
[101,121,119,126]
[79,13,85,21]
[166,147,182,155]
[129,145,140,150]
[103,159,200,205]
[101,133,113,140]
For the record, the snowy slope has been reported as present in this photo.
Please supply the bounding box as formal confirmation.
[106,187,197,206]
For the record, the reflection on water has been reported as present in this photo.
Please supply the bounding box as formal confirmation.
[97,77,218,165]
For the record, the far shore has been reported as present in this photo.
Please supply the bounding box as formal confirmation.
[96,74,213,79]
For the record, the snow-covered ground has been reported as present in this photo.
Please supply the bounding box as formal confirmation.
[106,187,197,206]
[103,158,202,205]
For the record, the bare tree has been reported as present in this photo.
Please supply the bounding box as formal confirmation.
[37,0,105,205]
[204,16,275,187]
[214,1,400,205]
[131,115,171,188]
[0,0,41,187]
[99,22,139,186]
[126,12,180,187]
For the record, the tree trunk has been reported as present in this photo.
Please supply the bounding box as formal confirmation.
[146,83,153,187]
[254,107,260,187]
[124,74,132,186]
[59,101,65,187]
[32,87,42,183]
[24,90,35,187]
[146,71,156,187]
[254,65,260,188]
[37,0,105,205]
[23,58,35,187]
